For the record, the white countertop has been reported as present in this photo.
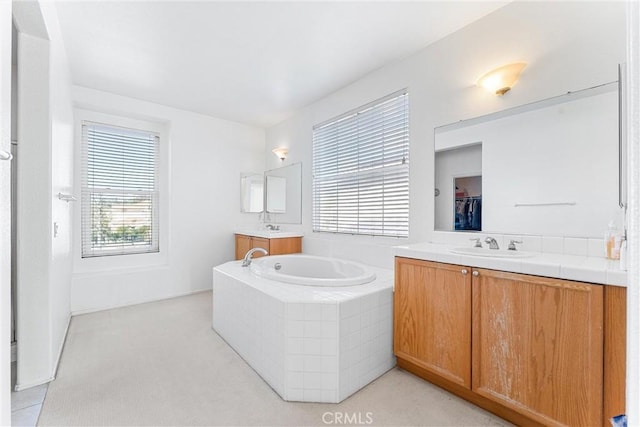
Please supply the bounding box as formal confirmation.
[393,242,627,287]
[235,229,304,239]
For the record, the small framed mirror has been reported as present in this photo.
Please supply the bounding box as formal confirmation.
[240,173,264,213]
[266,175,286,213]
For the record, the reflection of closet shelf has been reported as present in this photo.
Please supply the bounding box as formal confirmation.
[514,201,576,207]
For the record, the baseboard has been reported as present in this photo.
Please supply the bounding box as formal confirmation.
[52,315,71,379]
[70,288,211,316]
[11,342,16,362]
[14,375,55,391]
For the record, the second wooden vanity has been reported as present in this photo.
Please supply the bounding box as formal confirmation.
[394,256,626,427]
[234,232,302,260]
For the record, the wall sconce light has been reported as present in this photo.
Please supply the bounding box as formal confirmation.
[477,62,527,96]
[272,147,288,161]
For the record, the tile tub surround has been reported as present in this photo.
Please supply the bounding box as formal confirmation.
[394,241,627,286]
[212,261,395,403]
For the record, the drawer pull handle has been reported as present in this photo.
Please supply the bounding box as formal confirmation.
[472,271,479,277]
[461,269,468,275]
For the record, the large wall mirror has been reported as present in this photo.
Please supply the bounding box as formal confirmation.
[264,162,302,224]
[240,162,302,224]
[434,83,620,237]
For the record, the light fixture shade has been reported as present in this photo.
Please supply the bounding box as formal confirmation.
[477,62,527,96]
[272,147,288,161]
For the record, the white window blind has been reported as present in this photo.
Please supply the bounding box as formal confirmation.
[81,121,160,257]
[312,90,409,237]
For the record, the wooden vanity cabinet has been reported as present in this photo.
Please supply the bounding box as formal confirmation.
[394,257,624,427]
[234,233,302,260]
[394,258,472,388]
[472,268,603,426]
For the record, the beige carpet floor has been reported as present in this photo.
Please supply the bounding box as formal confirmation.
[38,291,511,426]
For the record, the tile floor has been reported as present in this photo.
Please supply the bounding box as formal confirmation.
[11,361,48,427]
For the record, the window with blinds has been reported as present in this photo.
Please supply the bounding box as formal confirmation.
[312,90,409,237]
[81,121,160,257]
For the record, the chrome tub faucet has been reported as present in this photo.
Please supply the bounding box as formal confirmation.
[242,247,268,267]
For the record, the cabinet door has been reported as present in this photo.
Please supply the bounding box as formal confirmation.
[251,237,270,258]
[269,237,302,255]
[394,258,472,388]
[472,269,603,426]
[235,234,252,260]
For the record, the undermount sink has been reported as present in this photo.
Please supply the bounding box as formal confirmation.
[450,247,537,258]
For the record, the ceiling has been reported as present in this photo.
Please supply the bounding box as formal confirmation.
[55,1,508,128]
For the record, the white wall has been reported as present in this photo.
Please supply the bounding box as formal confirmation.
[625,1,640,423]
[265,1,626,269]
[0,0,12,421]
[70,87,265,314]
[12,1,75,390]
[42,0,75,379]
[15,30,53,390]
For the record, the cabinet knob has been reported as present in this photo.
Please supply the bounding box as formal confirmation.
[461,269,468,275]
[472,271,479,277]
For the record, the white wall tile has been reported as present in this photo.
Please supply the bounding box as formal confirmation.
[286,388,304,402]
[303,356,323,372]
[303,372,323,389]
[341,299,360,319]
[302,237,333,256]
[304,321,322,338]
[287,372,303,389]
[519,235,542,253]
[321,339,337,356]
[215,268,394,404]
[287,321,304,338]
[564,237,588,256]
[303,389,324,402]
[322,373,338,389]
[322,304,337,321]
[304,304,323,321]
[542,236,563,254]
[303,338,322,355]
[588,238,605,258]
[287,355,303,372]
[287,304,304,320]
[321,322,337,338]
[287,338,304,355]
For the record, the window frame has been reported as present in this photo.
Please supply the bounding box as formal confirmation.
[312,89,410,238]
[73,109,169,272]
[81,121,161,258]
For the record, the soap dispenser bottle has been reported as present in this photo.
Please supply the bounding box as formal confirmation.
[605,221,617,259]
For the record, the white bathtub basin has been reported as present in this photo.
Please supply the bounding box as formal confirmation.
[450,247,536,258]
[250,254,376,286]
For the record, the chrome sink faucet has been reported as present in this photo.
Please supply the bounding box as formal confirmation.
[508,240,523,251]
[484,237,500,250]
[265,224,280,231]
[242,247,268,267]
[470,238,482,248]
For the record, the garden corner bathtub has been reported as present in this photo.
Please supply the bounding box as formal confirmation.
[212,255,395,403]
[249,254,376,287]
